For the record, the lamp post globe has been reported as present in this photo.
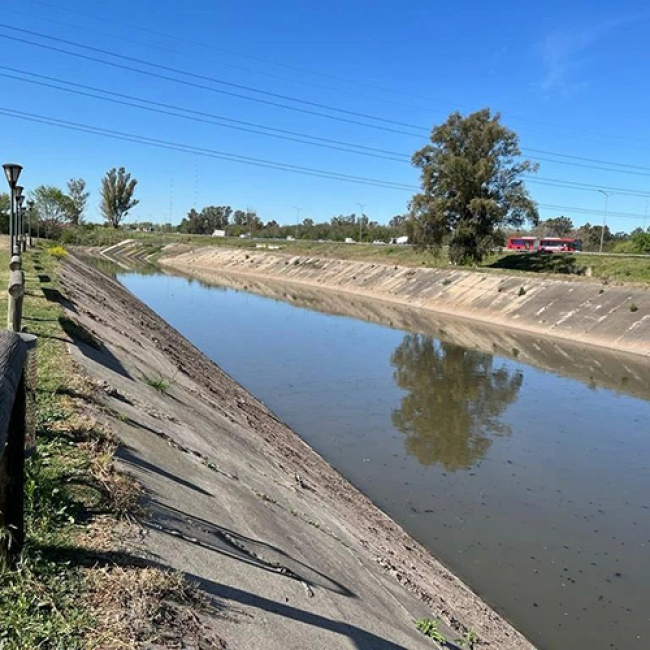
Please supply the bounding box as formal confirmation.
[2,163,22,189]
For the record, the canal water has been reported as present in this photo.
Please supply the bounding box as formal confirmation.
[115,266,650,650]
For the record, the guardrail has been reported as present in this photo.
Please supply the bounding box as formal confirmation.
[0,331,36,565]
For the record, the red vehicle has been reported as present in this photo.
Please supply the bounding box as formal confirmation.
[536,238,582,253]
[506,237,582,253]
[506,236,536,251]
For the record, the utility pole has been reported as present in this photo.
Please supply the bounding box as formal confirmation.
[247,205,254,239]
[644,198,648,232]
[356,203,365,242]
[293,206,301,238]
[597,190,611,253]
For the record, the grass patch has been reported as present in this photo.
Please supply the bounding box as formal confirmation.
[142,373,172,393]
[415,618,447,644]
[0,239,200,649]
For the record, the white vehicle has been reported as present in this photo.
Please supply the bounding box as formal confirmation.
[212,229,226,238]
[286,235,296,241]
[372,240,387,246]
[390,236,409,245]
[344,237,355,244]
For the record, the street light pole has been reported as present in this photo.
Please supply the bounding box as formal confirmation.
[356,203,365,242]
[3,165,23,256]
[597,190,611,253]
[14,185,25,255]
[16,195,25,252]
[27,200,34,247]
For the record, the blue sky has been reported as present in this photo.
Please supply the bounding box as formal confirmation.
[1,0,649,230]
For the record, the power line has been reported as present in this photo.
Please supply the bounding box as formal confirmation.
[0,106,416,191]
[537,203,649,221]
[529,155,650,179]
[20,0,460,111]
[0,104,645,224]
[19,1,650,152]
[8,63,650,204]
[4,24,650,180]
[0,23,425,134]
[10,65,650,198]
[527,177,650,199]
[0,30,423,139]
[8,66,650,203]
[524,148,650,173]
[0,67,410,163]
[9,6,445,119]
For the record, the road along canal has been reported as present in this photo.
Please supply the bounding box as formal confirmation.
[114,265,650,650]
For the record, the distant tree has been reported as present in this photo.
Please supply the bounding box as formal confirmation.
[233,210,247,227]
[67,178,89,225]
[32,185,73,237]
[409,108,539,263]
[629,228,650,254]
[0,192,9,234]
[100,167,139,228]
[179,205,232,234]
[202,205,232,230]
[575,222,614,251]
[540,216,573,237]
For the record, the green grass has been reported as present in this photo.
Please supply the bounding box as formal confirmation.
[0,240,185,649]
[415,618,447,644]
[142,374,171,393]
[0,243,98,647]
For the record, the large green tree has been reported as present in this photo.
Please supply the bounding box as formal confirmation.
[409,108,539,263]
[100,167,139,228]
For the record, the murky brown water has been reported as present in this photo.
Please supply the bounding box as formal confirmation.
[117,267,650,650]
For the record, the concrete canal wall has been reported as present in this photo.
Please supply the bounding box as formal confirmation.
[63,253,535,649]
[160,247,650,357]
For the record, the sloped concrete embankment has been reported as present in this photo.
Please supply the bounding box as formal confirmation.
[162,267,650,402]
[58,254,535,650]
[160,247,650,357]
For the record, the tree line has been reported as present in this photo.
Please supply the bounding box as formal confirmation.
[174,206,407,242]
[0,167,138,238]
[4,108,649,257]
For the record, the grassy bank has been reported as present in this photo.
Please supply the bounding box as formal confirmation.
[0,241,199,649]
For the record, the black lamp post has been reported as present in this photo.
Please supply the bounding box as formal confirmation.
[16,194,25,252]
[3,164,22,255]
[27,199,34,247]
[15,188,24,254]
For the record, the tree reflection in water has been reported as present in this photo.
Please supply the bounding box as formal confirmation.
[391,334,524,471]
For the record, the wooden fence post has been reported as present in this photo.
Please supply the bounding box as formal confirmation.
[7,270,25,333]
[0,331,27,566]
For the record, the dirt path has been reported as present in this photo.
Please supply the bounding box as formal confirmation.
[58,253,535,649]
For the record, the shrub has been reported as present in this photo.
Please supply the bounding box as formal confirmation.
[48,245,67,259]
